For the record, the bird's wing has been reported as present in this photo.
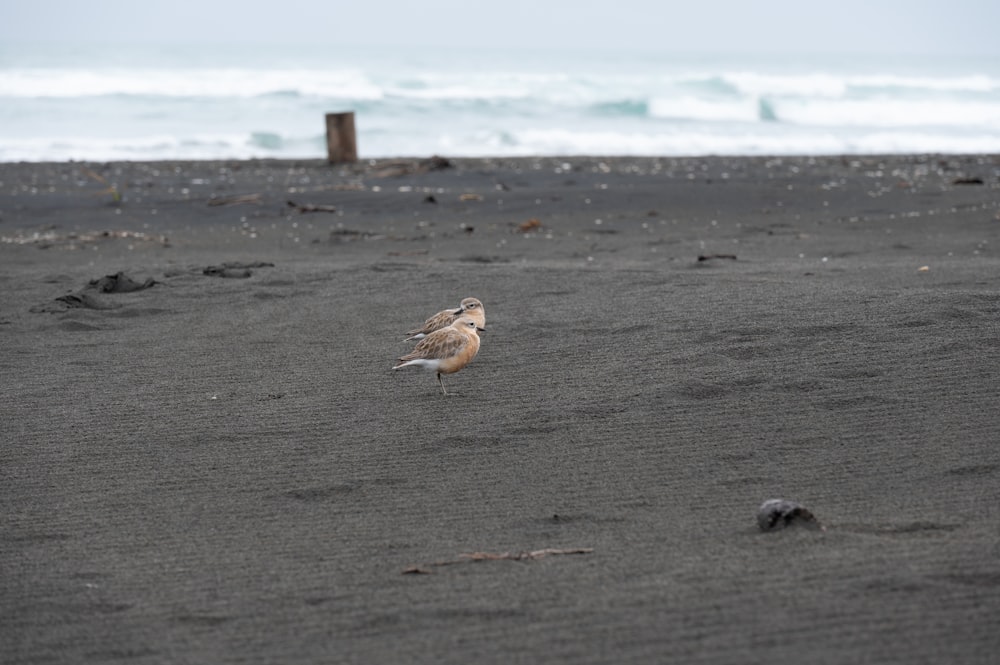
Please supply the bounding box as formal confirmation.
[399,327,468,362]
[405,309,455,337]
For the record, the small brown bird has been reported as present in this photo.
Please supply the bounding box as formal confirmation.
[394,315,484,395]
[405,297,485,341]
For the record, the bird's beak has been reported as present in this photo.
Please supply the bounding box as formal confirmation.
[477,326,486,333]
[453,307,464,314]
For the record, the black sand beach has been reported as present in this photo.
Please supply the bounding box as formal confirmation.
[2,154,1000,664]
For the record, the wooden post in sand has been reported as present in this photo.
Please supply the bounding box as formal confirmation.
[325,111,357,163]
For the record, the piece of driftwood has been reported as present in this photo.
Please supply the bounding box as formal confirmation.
[697,253,738,261]
[207,193,261,207]
[402,547,593,574]
[287,200,337,214]
[369,155,452,178]
[327,229,383,242]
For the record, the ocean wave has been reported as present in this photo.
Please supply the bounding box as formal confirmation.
[0,132,321,162]
[4,65,998,107]
[257,90,303,99]
[674,75,742,97]
[249,132,284,150]
[3,46,1000,161]
[5,123,1000,162]
[845,73,999,93]
[716,71,1000,97]
[589,99,650,117]
[772,98,1000,127]
[450,127,1000,157]
[0,68,384,99]
[648,96,761,123]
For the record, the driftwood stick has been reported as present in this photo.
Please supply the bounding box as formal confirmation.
[287,200,338,214]
[369,155,453,179]
[461,548,593,561]
[207,193,261,207]
[402,547,593,574]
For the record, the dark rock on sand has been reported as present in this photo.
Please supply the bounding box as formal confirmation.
[757,498,825,532]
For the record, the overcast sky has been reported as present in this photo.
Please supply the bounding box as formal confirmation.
[3,0,1000,56]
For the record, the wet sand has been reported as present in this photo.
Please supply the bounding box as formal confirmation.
[2,154,1000,663]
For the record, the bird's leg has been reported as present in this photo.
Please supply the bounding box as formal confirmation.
[437,372,448,396]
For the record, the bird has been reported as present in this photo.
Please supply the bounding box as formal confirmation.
[394,315,484,395]
[405,297,485,341]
